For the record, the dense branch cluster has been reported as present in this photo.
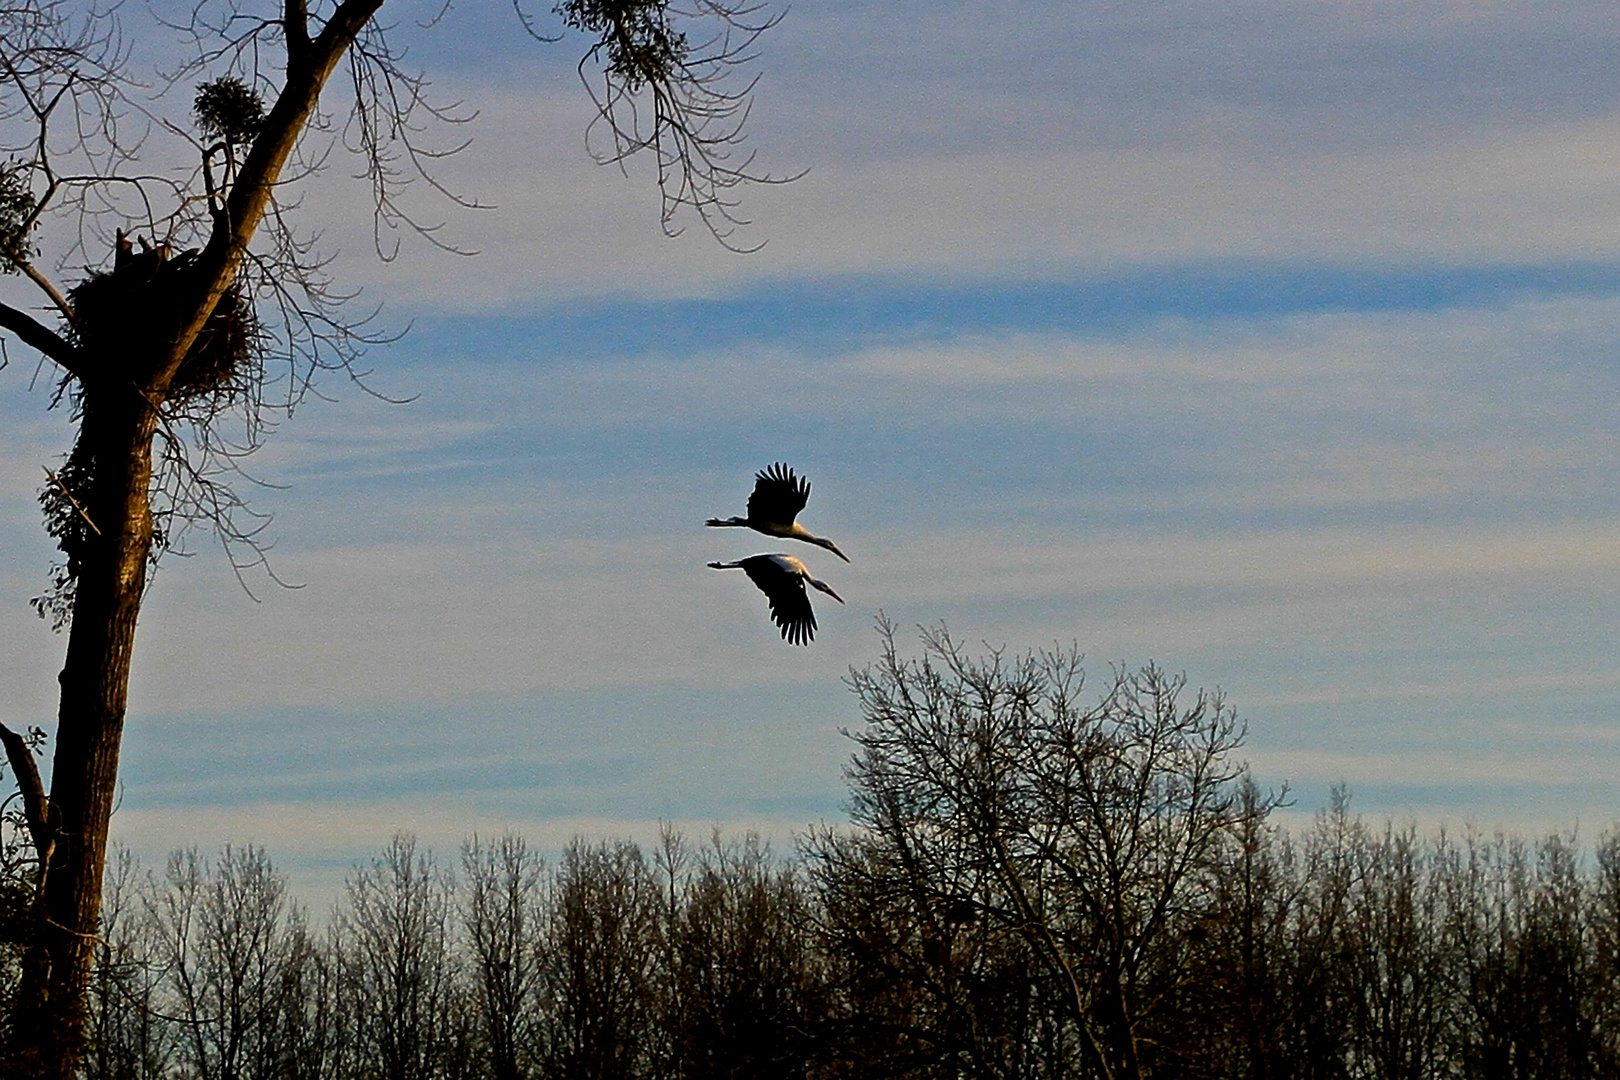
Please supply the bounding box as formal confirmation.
[553,0,797,249]
[0,162,37,267]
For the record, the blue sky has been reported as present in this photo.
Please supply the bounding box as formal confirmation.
[4,0,1620,900]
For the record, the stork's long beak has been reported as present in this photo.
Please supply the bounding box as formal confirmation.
[811,578,845,604]
[815,535,851,563]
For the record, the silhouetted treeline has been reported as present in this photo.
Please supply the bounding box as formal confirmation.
[51,817,1620,1080]
[8,625,1620,1078]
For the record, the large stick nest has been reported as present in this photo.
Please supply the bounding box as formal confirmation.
[68,248,263,405]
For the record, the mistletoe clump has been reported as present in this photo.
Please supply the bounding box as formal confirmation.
[193,76,265,147]
[0,163,36,271]
[557,0,688,91]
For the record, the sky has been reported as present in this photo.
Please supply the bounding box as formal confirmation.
[3,0,1620,902]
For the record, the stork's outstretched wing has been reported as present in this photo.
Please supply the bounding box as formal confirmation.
[742,557,817,645]
[747,462,811,530]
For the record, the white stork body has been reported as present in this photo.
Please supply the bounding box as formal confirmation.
[708,553,845,645]
[706,463,850,562]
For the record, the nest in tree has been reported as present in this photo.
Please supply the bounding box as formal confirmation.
[69,250,262,405]
[170,281,260,401]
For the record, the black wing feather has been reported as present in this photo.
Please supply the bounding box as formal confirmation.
[741,557,817,645]
[747,462,810,528]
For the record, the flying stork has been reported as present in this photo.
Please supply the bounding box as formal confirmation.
[708,554,845,645]
[706,463,850,562]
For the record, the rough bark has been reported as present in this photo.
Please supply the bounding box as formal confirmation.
[10,389,158,1077]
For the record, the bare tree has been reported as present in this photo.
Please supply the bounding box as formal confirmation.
[542,838,661,1080]
[811,620,1276,1080]
[810,822,1064,1080]
[118,845,309,1080]
[1180,785,1359,1080]
[462,834,547,1080]
[661,832,823,1080]
[1444,831,1605,1080]
[0,0,788,1068]
[77,843,326,1079]
[1590,831,1620,1074]
[334,834,468,1080]
[1339,825,1455,1080]
[81,846,170,1080]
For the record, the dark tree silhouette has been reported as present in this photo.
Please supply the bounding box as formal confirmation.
[60,821,1620,1079]
[0,0,787,1069]
[808,620,1278,1080]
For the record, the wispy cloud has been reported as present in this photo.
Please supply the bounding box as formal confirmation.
[308,114,1620,309]
[5,0,1620,888]
[269,0,1620,311]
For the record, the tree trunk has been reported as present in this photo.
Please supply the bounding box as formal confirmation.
[10,389,158,1078]
[2,11,383,1070]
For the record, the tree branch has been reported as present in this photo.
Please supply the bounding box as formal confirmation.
[171,0,386,384]
[0,297,84,378]
[17,260,76,326]
[0,721,53,861]
[284,0,311,62]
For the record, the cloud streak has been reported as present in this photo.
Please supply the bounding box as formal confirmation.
[4,0,1619,894]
